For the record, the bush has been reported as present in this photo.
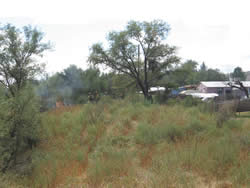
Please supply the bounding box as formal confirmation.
[0,86,41,173]
[216,102,237,128]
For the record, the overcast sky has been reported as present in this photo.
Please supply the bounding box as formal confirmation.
[1,0,250,74]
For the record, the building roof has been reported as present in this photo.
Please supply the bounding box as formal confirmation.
[200,81,250,88]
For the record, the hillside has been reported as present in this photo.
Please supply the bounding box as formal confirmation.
[1,97,249,187]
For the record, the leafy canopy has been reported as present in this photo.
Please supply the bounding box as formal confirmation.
[232,66,246,81]
[0,24,51,97]
[88,20,180,99]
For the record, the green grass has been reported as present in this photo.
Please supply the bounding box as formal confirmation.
[1,98,250,187]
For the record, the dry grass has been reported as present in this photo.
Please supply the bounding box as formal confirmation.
[1,98,250,187]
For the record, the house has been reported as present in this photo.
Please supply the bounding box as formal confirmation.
[197,81,250,98]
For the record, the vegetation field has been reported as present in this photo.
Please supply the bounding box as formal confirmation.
[1,97,249,188]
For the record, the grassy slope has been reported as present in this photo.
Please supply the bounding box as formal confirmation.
[2,98,250,187]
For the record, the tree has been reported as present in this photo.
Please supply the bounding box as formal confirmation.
[205,68,227,81]
[0,24,50,173]
[88,20,180,100]
[200,62,207,72]
[168,60,199,86]
[232,67,246,81]
[0,24,51,97]
[0,85,41,173]
[197,62,226,81]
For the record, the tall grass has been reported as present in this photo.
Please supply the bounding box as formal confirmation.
[1,97,249,187]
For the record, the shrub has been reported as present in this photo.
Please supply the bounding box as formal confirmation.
[216,102,237,128]
[0,86,41,173]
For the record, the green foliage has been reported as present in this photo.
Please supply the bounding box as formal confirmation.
[168,60,199,86]
[232,159,250,185]
[135,123,184,145]
[88,20,180,100]
[0,24,51,97]
[232,66,246,81]
[197,62,227,82]
[165,61,227,87]
[185,120,207,135]
[87,147,132,185]
[2,98,249,187]
[82,103,105,125]
[0,86,41,173]
[36,66,112,109]
[0,24,48,174]
[224,119,243,130]
[203,68,227,81]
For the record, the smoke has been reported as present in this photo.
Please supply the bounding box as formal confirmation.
[35,65,86,109]
[35,65,105,110]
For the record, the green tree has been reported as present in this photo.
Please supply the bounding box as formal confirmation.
[0,24,50,173]
[232,67,246,81]
[88,20,180,100]
[0,24,51,97]
[0,86,41,173]
[200,62,207,72]
[206,68,227,81]
[168,60,199,86]
[197,62,226,81]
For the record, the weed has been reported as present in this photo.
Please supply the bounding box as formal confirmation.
[87,147,132,185]
[135,123,184,145]
[2,98,249,187]
[185,120,207,136]
[225,119,243,130]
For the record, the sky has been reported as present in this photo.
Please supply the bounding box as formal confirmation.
[0,0,250,74]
